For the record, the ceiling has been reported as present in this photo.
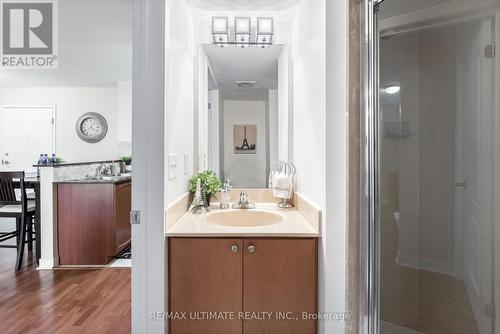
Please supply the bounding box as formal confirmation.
[204,45,282,100]
[379,0,453,18]
[187,0,299,10]
[0,0,132,87]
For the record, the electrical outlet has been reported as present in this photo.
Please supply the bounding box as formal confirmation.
[168,154,178,180]
[184,154,189,175]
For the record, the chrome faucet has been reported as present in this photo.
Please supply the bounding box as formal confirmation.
[95,163,111,177]
[232,189,255,209]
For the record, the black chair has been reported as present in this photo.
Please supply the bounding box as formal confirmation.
[0,171,36,270]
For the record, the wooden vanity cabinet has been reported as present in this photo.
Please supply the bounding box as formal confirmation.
[168,237,317,334]
[57,181,131,265]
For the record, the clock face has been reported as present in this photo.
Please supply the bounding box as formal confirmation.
[76,112,108,143]
[81,117,102,137]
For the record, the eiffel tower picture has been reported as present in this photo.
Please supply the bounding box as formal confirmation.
[234,124,257,154]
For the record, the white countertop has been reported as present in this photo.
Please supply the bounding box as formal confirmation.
[165,203,320,237]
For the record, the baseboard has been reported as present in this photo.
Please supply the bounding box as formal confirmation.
[396,252,455,276]
[37,257,55,270]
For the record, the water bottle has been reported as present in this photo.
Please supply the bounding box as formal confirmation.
[43,154,49,165]
[51,154,56,164]
[37,154,44,165]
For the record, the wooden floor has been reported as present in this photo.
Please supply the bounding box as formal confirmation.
[0,246,131,333]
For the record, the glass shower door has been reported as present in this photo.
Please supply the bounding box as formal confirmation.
[374,1,498,333]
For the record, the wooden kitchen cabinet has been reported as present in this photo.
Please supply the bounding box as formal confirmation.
[57,181,131,265]
[168,237,317,334]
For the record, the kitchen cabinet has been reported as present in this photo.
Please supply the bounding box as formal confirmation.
[57,180,131,265]
[168,237,317,334]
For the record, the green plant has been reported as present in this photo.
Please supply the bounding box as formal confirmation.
[121,156,132,166]
[188,170,222,200]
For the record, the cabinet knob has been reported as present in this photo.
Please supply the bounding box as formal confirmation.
[230,244,238,253]
[248,245,256,253]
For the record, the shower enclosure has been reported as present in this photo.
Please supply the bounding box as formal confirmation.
[362,0,500,333]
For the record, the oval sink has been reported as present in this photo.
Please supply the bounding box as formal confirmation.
[206,210,283,227]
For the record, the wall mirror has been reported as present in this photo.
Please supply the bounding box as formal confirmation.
[199,44,292,188]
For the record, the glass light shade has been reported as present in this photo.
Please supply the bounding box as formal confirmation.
[257,17,273,35]
[234,17,251,34]
[212,17,228,34]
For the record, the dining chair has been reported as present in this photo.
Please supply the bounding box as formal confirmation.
[0,171,36,270]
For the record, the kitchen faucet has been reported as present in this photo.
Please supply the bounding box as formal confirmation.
[95,163,111,177]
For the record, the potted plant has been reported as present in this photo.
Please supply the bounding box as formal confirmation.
[121,156,132,172]
[188,170,222,206]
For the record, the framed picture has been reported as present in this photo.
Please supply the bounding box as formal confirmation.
[233,124,257,154]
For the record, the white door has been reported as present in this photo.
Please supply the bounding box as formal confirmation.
[455,19,494,334]
[0,106,55,174]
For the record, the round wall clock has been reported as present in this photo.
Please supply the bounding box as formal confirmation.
[75,112,108,143]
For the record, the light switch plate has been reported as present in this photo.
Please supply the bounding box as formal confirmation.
[184,154,189,175]
[168,154,178,180]
[198,153,207,170]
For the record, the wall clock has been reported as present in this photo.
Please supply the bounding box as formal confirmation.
[75,112,108,143]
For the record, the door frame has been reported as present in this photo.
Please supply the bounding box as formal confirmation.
[132,0,166,333]
[0,105,57,163]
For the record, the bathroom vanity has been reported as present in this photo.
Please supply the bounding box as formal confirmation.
[166,195,320,334]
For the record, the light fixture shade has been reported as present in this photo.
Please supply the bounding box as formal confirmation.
[256,17,273,46]
[234,17,251,48]
[212,17,228,33]
[234,17,251,34]
[212,17,229,46]
[257,17,273,35]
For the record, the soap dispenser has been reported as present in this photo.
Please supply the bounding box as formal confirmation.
[219,179,232,209]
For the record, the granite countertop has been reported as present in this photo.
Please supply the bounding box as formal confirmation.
[166,203,319,238]
[34,160,121,168]
[54,174,131,185]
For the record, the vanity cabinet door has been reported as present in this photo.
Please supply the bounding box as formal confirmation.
[169,238,243,334]
[243,238,317,334]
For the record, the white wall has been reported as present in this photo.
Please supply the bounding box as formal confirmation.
[223,100,267,188]
[325,1,348,333]
[0,85,131,162]
[117,81,133,157]
[291,0,348,333]
[269,89,278,165]
[278,46,291,161]
[165,0,196,206]
[208,89,220,175]
[196,46,209,171]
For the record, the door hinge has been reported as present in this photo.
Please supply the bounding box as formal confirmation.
[484,304,496,318]
[130,210,141,225]
[51,117,55,125]
[485,44,496,58]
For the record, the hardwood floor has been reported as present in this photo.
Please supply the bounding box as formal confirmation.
[0,246,131,333]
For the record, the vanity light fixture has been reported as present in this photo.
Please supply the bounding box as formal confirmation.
[212,16,229,47]
[234,17,251,48]
[256,17,274,47]
[384,85,400,94]
[211,16,274,48]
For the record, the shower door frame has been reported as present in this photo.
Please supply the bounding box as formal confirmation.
[360,1,383,334]
[360,1,500,334]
